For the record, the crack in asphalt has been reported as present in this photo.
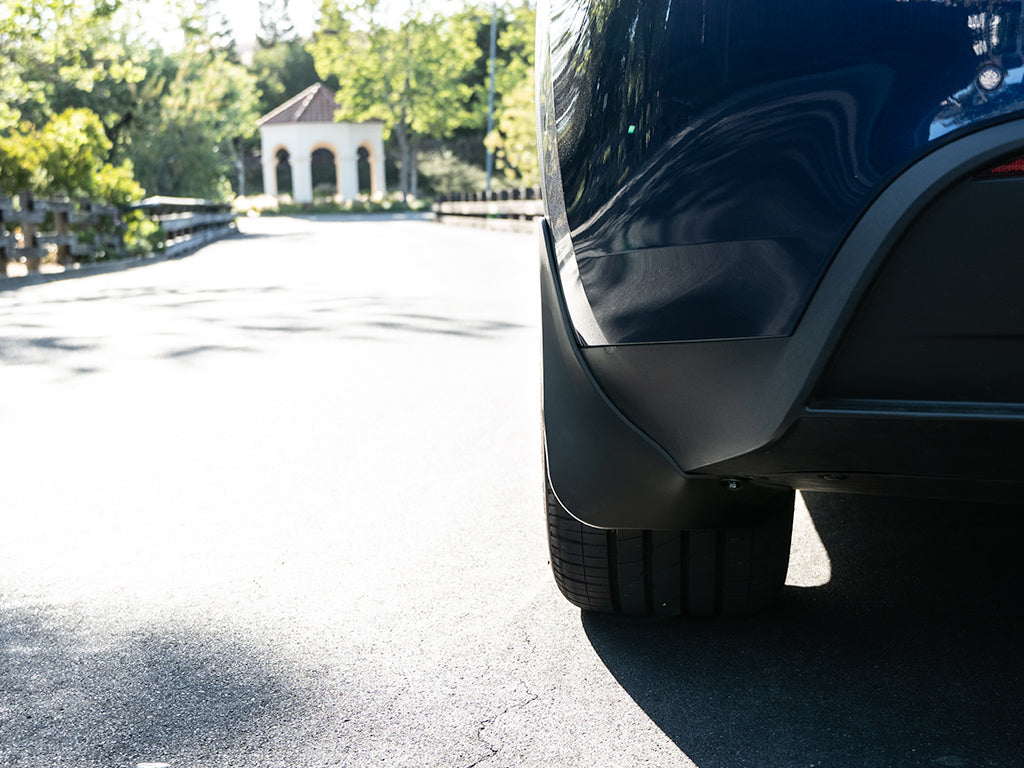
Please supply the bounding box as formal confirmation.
[463,688,542,768]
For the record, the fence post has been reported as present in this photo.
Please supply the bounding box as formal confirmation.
[0,196,12,279]
[19,192,42,273]
[53,198,73,266]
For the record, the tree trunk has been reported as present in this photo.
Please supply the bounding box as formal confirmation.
[233,138,246,197]
[410,135,420,199]
[394,121,410,202]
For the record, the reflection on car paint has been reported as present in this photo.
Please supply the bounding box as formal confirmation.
[545,0,1024,344]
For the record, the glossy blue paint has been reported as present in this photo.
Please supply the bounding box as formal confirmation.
[541,0,1024,345]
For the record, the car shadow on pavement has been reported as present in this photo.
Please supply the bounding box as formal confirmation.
[583,493,1024,768]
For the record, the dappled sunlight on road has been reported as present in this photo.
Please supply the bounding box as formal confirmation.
[0,218,534,388]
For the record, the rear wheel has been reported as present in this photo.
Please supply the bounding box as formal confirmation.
[546,475,794,616]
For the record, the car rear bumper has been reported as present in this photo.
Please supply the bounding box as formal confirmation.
[542,120,1024,529]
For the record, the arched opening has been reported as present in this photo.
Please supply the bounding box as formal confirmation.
[311,147,337,198]
[357,146,372,196]
[275,148,293,197]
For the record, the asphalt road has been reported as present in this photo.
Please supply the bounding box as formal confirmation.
[1,216,1022,767]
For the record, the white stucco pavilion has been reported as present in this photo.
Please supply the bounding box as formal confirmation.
[258,83,386,203]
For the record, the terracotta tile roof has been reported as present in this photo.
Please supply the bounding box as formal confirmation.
[258,83,340,125]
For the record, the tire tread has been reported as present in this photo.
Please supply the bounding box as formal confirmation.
[546,480,794,617]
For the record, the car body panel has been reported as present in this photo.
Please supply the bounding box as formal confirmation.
[539,0,1024,345]
[539,0,1024,529]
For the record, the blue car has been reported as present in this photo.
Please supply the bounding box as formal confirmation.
[537,0,1024,616]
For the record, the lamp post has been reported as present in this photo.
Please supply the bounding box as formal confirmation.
[485,3,497,191]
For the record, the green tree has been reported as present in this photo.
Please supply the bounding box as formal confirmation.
[2,0,262,202]
[483,1,537,186]
[258,0,297,46]
[0,1,149,199]
[0,0,145,135]
[308,0,480,198]
[0,106,160,255]
[0,107,143,202]
[487,67,537,186]
[179,0,239,57]
[128,42,260,199]
[252,40,321,117]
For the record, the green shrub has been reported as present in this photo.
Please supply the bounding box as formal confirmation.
[123,212,165,256]
[0,109,144,203]
[313,183,337,199]
[417,150,488,195]
[245,192,429,216]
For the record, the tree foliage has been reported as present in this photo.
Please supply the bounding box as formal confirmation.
[0,2,146,201]
[1,0,260,201]
[0,105,158,256]
[1,0,141,134]
[128,42,260,199]
[0,0,538,205]
[252,41,322,118]
[484,1,537,186]
[308,0,481,197]
[488,67,538,186]
[0,108,142,203]
[252,0,322,117]
[258,0,297,46]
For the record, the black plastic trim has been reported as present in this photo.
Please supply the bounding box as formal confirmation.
[577,118,1024,473]
[703,406,1024,503]
[815,174,1024,404]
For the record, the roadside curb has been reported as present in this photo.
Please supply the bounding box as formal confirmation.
[434,216,537,234]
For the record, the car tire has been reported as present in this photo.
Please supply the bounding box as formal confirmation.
[546,474,794,616]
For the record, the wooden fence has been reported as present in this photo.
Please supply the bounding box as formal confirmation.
[1,192,236,280]
[0,193,123,276]
[130,196,236,259]
[432,188,543,229]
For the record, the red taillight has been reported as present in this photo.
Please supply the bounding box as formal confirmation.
[975,156,1024,179]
